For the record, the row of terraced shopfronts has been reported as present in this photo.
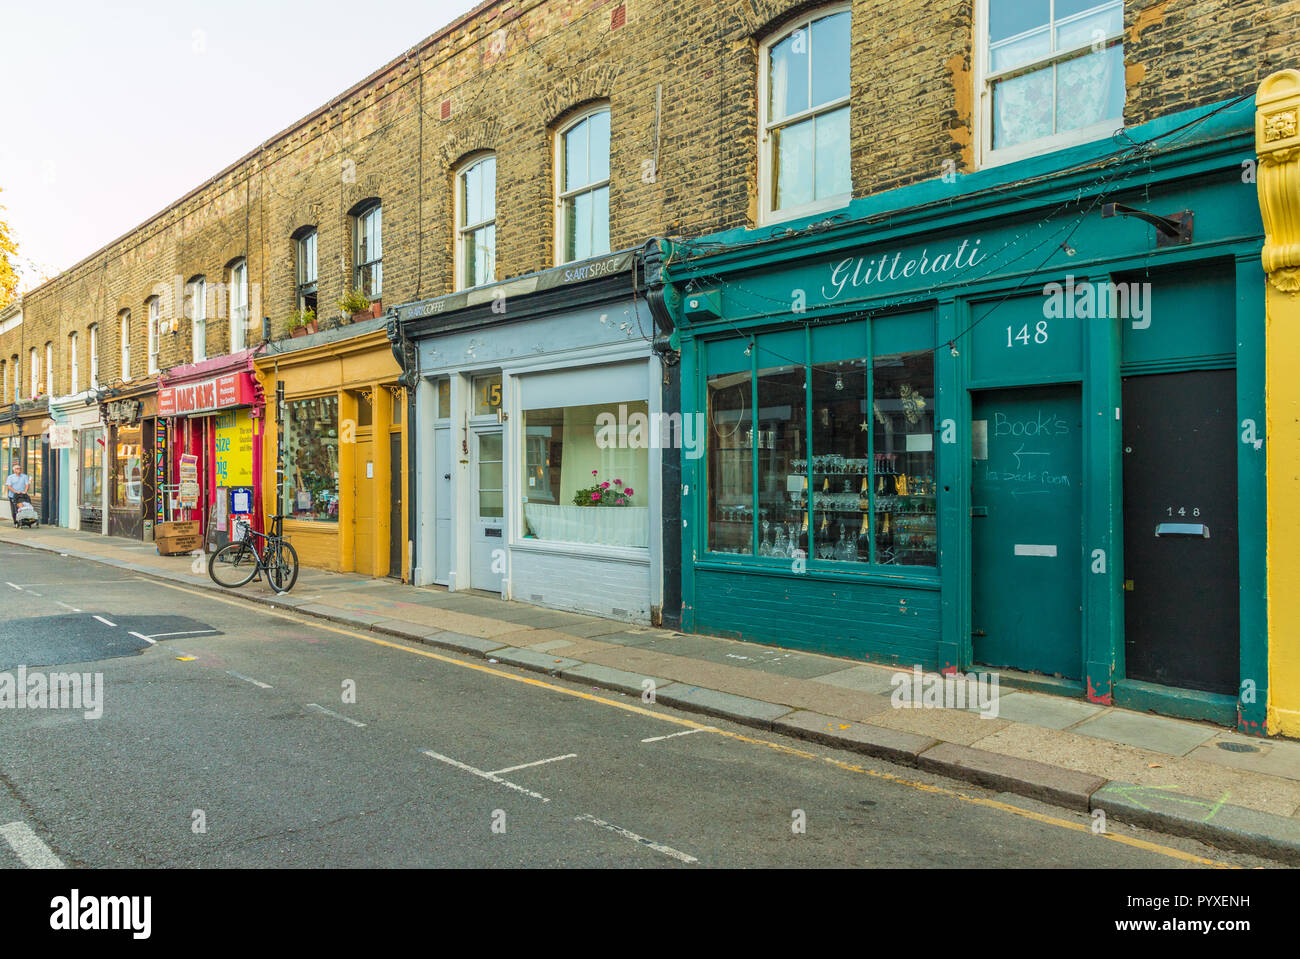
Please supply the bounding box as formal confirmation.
[382,95,1275,734]
[2,90,1294,736]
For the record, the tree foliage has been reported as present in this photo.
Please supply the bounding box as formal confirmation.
[0,188,18,309]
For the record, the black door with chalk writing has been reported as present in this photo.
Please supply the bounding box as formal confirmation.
[971,385,1083,679]
[1122,370,1238,694]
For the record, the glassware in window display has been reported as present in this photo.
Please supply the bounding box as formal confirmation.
[707,371,754,555]
[756,363,806,559]
[872,350,936,566]
[809,359,870,564]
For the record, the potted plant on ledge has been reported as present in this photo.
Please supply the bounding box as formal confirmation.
[285,307,317,338]
[338,289,372,324]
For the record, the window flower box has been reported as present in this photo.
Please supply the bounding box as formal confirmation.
[524,503,649,548]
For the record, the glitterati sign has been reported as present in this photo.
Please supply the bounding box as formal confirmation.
[159,373,253,416]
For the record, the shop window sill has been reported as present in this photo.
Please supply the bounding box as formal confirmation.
[512,536,649,565]
[696,553,939,588]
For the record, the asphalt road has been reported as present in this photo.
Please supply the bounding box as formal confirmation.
[0,544,1279,869]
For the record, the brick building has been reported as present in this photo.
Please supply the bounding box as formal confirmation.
[0,0,1294,692]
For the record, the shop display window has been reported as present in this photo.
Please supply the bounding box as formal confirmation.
[284,395,340,522]
[111,427,141,508]
[81,428,104,506]
[705,322,936,568]
[707,371,754,554]
[520,400,649,548]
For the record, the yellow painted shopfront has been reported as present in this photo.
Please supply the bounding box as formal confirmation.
[255,324,409,579]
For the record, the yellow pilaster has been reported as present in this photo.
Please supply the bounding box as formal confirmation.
[1258,70,1300,736]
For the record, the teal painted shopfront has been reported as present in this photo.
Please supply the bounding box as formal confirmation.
[650,96,1268,731]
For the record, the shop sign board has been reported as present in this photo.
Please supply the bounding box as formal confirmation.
[48,424,74,450]
[178,454,200,508]
[215,410,254,486]
[103,399,143,425]
[159,374,254,416]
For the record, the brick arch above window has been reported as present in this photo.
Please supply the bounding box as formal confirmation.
[342,177,383,214]
[541,64,620,130]
[736,0,833,38]
[438,120,505,171]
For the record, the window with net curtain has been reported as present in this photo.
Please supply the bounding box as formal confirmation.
[985,0,1125,157]
[519,367,650,549]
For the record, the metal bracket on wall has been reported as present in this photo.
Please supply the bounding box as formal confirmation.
[1101,202,1193,246]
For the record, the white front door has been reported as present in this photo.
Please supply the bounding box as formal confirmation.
[433,425,451,585]
[470,428,504,592]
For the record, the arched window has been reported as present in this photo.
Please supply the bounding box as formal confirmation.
[351,201,382,300]
[556,106,610,264]
[228,259,248,351]
[9,355,17,402]
[88,324,99,389]
[69,332,79,395]
[758,5,851,223]
[29,347,39,397]
[147,295,161,374]
[456,154,496,290]
[186,276,207,362]
[119,310,131,381]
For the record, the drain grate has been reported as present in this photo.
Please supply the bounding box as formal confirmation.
[1217,741,1261,753]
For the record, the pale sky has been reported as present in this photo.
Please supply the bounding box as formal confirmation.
[1,0,479,291]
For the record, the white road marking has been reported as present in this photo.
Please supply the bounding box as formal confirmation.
[489,753,577,776]
[573,814,698,864]
[0,822,65,869]
[92,615,116,627]
[227,670,272,689]
[54,601,81,612]
[25,591,40,597]
[5,582,21,591]
[128,631,157,645]
[306,703,367,728]
[148,629,219,639]
[422,750,549,802]
[642,727,712,743]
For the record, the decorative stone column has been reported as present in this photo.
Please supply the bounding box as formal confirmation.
[1257,70,1300,737]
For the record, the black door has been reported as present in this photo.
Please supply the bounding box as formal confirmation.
[1122,370,1238,694]
[388,433,402,578]
[41,439,57,526]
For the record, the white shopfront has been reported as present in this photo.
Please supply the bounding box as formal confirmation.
[411,301,664,624]
[48,392,106,532]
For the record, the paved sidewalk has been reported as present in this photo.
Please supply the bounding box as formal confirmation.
[4,523,1300,863]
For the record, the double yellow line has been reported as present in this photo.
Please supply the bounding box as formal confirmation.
[151,578,1231,868]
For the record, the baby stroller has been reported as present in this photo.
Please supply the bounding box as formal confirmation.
[12,493,39,529]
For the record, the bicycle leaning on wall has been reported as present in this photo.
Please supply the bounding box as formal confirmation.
[207,514,300,594]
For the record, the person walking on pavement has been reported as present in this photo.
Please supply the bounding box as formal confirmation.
[5,463,30,527]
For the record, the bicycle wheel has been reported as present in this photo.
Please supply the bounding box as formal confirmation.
[266,540,299,594]
[209,541,260,588]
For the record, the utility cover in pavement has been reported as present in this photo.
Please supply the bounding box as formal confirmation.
[0,615,223,669]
